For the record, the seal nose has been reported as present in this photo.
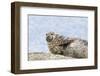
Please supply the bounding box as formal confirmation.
[46,35,53,42]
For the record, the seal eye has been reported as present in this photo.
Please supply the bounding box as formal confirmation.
[51,33,53,35]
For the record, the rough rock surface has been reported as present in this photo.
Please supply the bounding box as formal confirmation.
[28,52,74,61]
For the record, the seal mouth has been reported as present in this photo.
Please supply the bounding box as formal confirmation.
[46,36,53,42]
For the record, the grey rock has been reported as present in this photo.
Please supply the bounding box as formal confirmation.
[28,52,74,61]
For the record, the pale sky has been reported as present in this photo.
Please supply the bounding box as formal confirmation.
[28,15,88,53]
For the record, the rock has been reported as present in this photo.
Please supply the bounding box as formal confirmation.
[28,52,74,61]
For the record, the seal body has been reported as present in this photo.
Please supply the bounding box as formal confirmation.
[46,32,88,58]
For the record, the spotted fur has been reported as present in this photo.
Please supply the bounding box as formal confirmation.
[46,32,88,58]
